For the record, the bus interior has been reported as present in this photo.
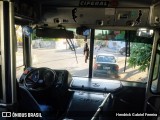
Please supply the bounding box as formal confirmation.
[0,0,160,120]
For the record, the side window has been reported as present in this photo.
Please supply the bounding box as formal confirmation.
[0,4,2,100]
[15,25,24,80]
[152,43,160,93]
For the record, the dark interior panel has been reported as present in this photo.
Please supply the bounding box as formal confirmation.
[144,96,160,120]
[14,0,40,25]
[70,77,146,119]
[18,68,147,119]
[70,77,122,93]
[65,91,112,120]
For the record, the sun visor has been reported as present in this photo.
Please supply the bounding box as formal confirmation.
[36,28,74,39]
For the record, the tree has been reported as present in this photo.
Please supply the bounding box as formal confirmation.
[15,25,23,45]
[126,31,153,72]
[128,42,152,71]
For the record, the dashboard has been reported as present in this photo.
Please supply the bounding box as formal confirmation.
[19,67,72,91]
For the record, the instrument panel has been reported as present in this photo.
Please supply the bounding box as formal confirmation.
[19,67,72,91]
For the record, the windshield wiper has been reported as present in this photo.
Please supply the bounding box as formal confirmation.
[66,38,78,64]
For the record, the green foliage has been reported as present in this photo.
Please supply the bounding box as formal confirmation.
[95,30,125,41]
[128,43,152,71]
[76,39,84,47]
[31,29,38,40]
[95,33,103,40]
[43,38,58,41]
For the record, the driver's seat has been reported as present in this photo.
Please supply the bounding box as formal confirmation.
[17,86,56,120]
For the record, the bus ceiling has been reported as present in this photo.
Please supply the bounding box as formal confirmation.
[14,0,160,29]
[31,0,154,7]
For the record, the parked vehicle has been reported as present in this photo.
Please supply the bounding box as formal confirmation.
[93,53,119,78]
[119,46,129,55]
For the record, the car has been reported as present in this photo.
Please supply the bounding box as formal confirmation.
[119,46,129,55]
[93,53,119,78]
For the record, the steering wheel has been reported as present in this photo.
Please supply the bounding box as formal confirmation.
[24,67,57,90]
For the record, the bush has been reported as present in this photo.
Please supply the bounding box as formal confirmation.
[128,43,152,71]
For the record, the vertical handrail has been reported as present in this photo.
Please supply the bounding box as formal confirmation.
[0,0,17,105]
[91,93,111,120]
[23,31,32,69]
[9,0,17,104]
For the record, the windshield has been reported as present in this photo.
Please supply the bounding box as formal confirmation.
[31,29,152,83]
[96,55,116,63]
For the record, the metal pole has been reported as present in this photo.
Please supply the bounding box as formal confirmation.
[144,29,160,113]
[91,93,111,120]
[23,30,32,68]
[89,29,95,78]
[9,0,17,105]
[0,0,16,105]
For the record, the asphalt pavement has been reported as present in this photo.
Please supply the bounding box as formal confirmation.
[16,47,148,82]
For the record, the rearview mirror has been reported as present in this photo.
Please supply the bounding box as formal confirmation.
[136,28,154,38]
[36,28,74,39]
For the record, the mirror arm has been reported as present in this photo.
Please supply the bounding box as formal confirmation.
[66,38,78,64]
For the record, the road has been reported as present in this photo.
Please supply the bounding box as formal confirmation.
[32,47,89,77]
[16,47,148,82]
